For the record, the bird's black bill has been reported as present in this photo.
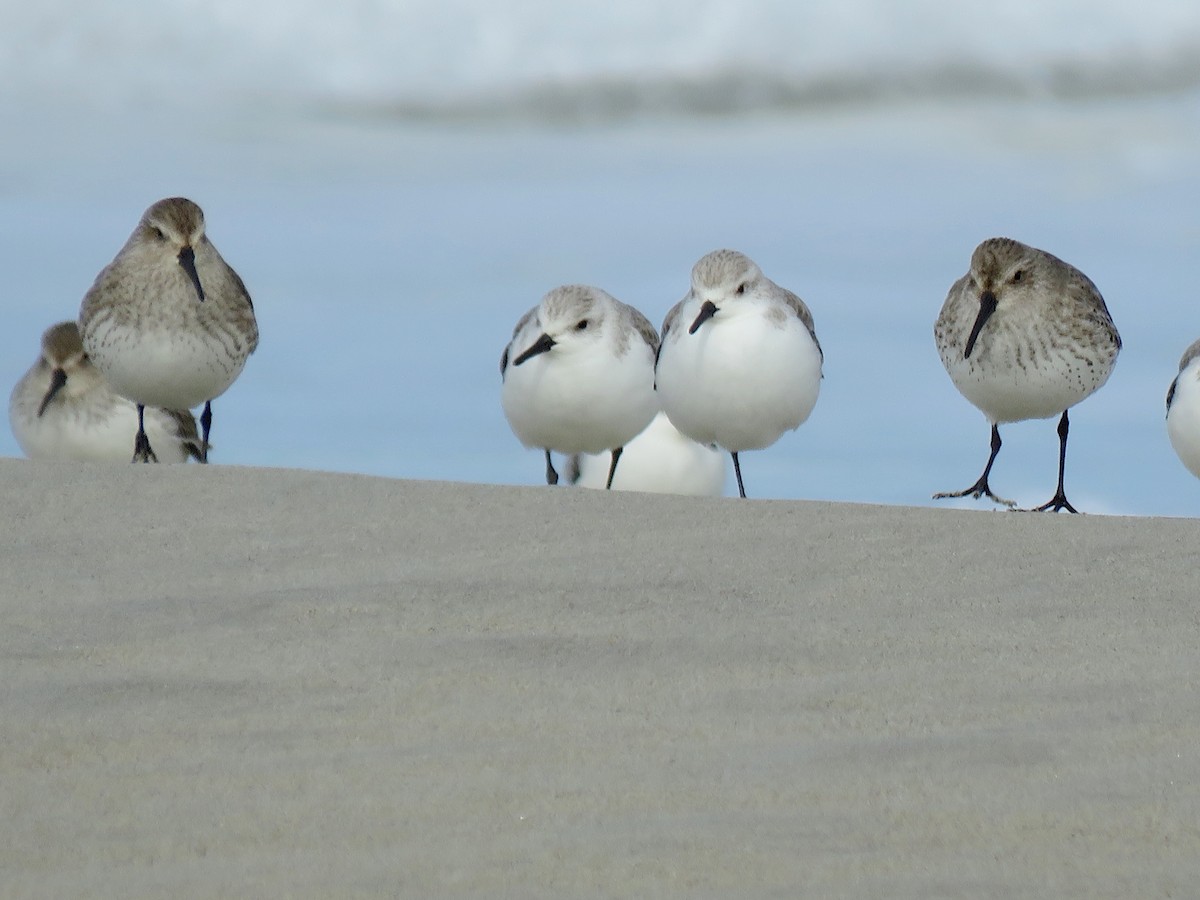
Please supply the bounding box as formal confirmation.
[178,246,206,302]
[963,290,997,359]
[37,368,68,417]
[513,333,556,366]
[688,300,719,335]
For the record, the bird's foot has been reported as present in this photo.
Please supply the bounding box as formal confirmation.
[1030,491,1079,514]
[131,432,159,464]
[933,479,1016,509]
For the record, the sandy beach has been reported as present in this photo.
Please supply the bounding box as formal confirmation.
[2,456,1198,896]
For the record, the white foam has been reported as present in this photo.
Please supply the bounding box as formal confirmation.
[5,1,1200,118]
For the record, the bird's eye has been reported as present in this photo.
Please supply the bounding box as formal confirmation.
[1011,270,1024,284]
[150,226,166,241]
[575,319,589,331]
[735,282,748,296]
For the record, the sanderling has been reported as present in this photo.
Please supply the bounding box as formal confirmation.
[1166,338,1200,479]
[654,249,823,499]
[501,284,659,488]
[9,320,203,463]
[566,411,726,496]
[933,237,1120,513]
[78,197,258,463]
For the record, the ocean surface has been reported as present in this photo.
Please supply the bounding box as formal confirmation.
[4,1,1200,516]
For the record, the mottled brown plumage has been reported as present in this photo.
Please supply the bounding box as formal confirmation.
[933,237,1120,512]
[79,198,258,462]
[9,321,202,463]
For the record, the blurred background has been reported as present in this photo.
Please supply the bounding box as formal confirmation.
[3,0,1200,514]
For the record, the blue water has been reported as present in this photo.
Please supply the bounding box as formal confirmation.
[4,2,1200,516]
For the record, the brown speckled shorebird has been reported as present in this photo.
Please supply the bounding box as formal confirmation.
[78,198,258,463]
[9,320,203,463]
[933,237,1120,513]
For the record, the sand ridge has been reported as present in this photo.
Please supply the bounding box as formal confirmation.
[2,458,1198,896]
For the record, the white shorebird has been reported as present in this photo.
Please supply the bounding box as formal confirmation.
[501,284,659,488]
[9,320,203,463]
[654,249,823,499]
[566,411,726,496]
[1166,338,1200,480]
[933,237,1121,513]
[79,197,258,463]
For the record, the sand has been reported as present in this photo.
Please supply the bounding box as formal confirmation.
[2,457,1198,897]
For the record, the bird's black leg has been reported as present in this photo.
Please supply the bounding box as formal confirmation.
[732,451,747,499]
[544,449,559,485]
[131,404,158,464]
[933,423,1015,508]
[199,401,213,464]
[605,447,623,490]
[1033,410,1079,513]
